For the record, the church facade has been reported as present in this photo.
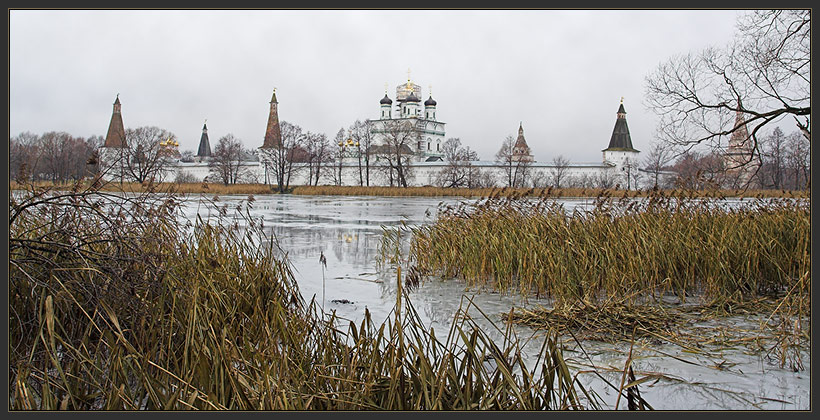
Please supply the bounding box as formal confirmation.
[98,84,667,189]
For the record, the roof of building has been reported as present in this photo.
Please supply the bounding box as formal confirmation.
[424,96,437,106]
[262,94,282,148]
[380,94,393,105]
[103,95,126,148]
[513,122,530,150]
[405,92,420,102]
[196,123,211,157]
[603,102,638,152]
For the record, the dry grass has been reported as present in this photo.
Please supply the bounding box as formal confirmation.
[392,189,810,369]
[9,182,600,410]
[10,180,810,199]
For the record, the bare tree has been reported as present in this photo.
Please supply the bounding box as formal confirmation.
[646,10,810,164]
[759,127,788,189]
[495,135,531,187]
[303,131,331,186]
[435,138,480,188]
[332,128,347,186]
[669,150,728,190]
[376,120,419,188]
[10,132,43,182]
[642,142,675,189]
[208,134,249,185]
[785,130,810,190]
[122,126,177,184]
[261,120,304,193]
[348,119,374,186]
[549,155,571,189]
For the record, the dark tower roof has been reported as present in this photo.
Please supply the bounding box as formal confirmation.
[603,100,638,152]
[380,94,393,105]
[405,92,420,102]
[424,96,437,106]
[262,89,282,148]
[196,123,211,157]
[514,122,529,149]
[103,94,126,148]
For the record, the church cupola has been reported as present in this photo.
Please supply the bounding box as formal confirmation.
[424,85,437,120]
[380,85,393,120]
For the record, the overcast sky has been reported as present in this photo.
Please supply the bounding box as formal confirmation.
[10,9,744,163]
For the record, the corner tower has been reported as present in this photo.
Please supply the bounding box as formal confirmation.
[262,89,282,148]
[512,122,534,161]
[103,94,126,148]
[602,98,639,167]
[99,94,128,181]
[196,121,212,161]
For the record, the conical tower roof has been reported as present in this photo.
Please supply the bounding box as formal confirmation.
[514,122,529,149]
[196,122,211,157]
[262,89,282,148]
[103,94,127,148]
[603,100,638,152]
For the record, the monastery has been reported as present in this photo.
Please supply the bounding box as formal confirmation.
[99,76,671,189]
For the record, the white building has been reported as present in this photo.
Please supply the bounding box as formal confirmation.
[99,90,671,189]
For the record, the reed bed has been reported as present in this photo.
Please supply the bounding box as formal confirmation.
[399,189,810,367]
[9,181,604,410]
[407,189,809,309]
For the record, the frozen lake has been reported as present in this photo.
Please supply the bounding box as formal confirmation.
[180,193,809,410]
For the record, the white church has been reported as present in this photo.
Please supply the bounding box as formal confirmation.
[98,76,656,189]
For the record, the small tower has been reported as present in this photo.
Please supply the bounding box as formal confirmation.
[380,84,393,120]
[103,94,126,148]
[512,122,534,161]
[196,121,212,161]
[261,89,282,148]
[725,101,759,187]
[424,85,437,121]
[100,94,128,181]
[602,98,640,162]
[602,98,640,187]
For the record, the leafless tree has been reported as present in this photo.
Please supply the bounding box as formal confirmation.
[348,119,374,186]
[646,10,810,165]
[261,120,304,193]
[376,120,419,188]
[435,138,480,188]
[303,131,331,186]
[594,171,615,189]
[122,126,177,184]
[10,132,43,182]
[549,155,571,189]
[208,134,250,185]
[332,128,347,186]
[785,130,810,190]
[668,150,728,190]
[642,142,675,189]
[758,128,788,189]
[495,135,531,187]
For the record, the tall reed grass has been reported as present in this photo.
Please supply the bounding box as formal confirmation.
[9,181,600,410]
[404,189,810,312]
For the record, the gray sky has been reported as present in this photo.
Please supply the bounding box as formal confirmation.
[10,9,742,163]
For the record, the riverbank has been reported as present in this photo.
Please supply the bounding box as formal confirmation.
[8,180,810,199]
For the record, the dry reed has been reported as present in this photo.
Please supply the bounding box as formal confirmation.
[9,180,599,410]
